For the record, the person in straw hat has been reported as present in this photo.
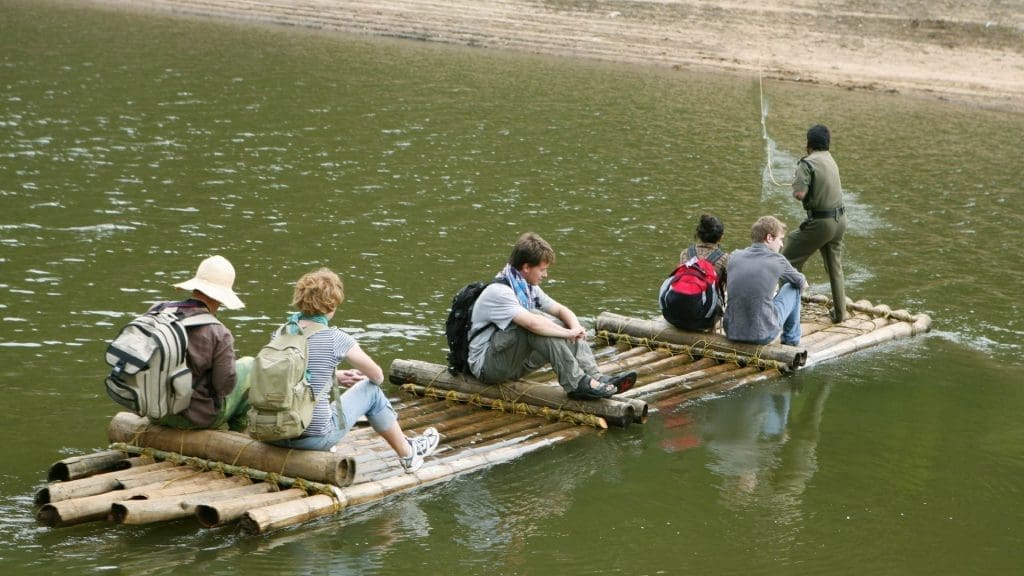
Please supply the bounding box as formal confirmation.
[149,255,251,431]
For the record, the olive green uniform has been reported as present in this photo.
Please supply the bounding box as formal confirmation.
[782,150,847,322]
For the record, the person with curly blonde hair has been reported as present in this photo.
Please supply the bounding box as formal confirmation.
[266,268,439,472]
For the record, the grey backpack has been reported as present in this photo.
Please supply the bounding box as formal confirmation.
[104,308,221,419]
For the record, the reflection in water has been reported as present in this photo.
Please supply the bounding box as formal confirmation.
[667,381,831,525]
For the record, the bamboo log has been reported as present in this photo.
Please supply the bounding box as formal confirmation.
[109,443,341,494]
[180,482,276,514]
[107,412,355,486]
[805,320,919,367]
[595,312,807,368]
[46,450,131,482]
[116,465,203,489]
[240,424,586,535]
[600,331,793,372]
[110,475,252,524]
[620,361,736,400]
[37,478,193,528]
[652,366,762,407]
[195,488,307,528]
[389,359,641,427]
[35,461,176,505]
[400,383,609,429]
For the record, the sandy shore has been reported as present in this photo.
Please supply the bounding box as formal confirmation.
[83,0,1024,113]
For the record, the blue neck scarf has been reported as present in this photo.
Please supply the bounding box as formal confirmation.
[497,264,538,310]
[288,312,330,333]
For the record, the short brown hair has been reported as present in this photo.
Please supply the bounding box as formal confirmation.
[750,216,786,243]
[291,268,345,316]
[508,232,556,269]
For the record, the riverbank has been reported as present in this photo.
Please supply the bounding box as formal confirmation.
[79,0,1024,114]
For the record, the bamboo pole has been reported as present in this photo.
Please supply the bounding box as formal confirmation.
[389,359,640,427]
[652,366,763,408]
[805,320,919,367]
[620,361,737,400]
[108,443,341,494]
[195,488,307,528]
[599,331,793,373]
[116,466,204,489]
[400,383,609,429]
[180,482,276,514]
[110,475,253,525]
[240,424,586,535]
[46,450,131,482]
[35,461,176,506]
[596,312,807,368]
[107,412,356,486]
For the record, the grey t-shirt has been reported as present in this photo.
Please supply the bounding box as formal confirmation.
[723,243,805,343]
[466,281,555,377]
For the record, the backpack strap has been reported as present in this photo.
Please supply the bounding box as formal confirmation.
[705,248,725,265]
[178,312,222,328]
[686,244,698,261]
[279,321,334,402]
[468,277,512,343]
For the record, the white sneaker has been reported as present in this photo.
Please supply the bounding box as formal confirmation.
[400,427,440,473]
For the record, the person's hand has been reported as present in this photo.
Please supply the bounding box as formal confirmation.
[335,369,365,388]
[566,325,587,341]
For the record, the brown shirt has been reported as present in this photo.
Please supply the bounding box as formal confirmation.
[150,300,237,427]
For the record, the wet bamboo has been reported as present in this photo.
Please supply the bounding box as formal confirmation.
[401,382,609,429]
[36,461,176,505]
[46,450,131,482]
[195,487,307,528]
[240,424,585,535]
[596,312,807,368]
[598,328,795,372]
[115,465,204,489]
[107,412,355,486]
[109,442,342,494]
[37,479,184,527]
[644,364,756,404]
[621,361,737,400]
[652,366,762,407]
[805,320,920,367]
[180,482,276,514]
[110,475,252,524]
[398,402,476,430]
[800,315,891,348]
[390,359,637,427]
[122,470,245,500]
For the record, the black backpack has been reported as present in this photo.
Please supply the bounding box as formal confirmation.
[444,278,508,375]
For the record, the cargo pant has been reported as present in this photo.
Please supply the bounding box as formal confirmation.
[477,324,599,392]
[783,214,848,321]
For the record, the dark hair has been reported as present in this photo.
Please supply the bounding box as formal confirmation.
[509,232,556,269]
[807,124,830,151]
[695,214,724,244]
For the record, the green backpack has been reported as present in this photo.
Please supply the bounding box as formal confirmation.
[246,321,331,441]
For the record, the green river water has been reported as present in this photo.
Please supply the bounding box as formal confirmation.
[2,1,1023,574]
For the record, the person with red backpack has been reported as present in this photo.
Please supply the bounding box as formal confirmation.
[659,214,730,332]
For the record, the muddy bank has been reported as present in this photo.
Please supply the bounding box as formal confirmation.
[82,0,1023,113]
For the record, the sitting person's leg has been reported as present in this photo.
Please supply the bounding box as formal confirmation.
[339,379,439,473]
[773,283,803,346]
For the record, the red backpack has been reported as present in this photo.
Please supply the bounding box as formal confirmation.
[659,247,724,331]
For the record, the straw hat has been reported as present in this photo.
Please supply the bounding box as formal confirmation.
[174,255,245,309]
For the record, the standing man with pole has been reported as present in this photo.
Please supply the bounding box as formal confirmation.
[783,124,848,323]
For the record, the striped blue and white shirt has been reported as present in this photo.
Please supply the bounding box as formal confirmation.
[293,327,357,437]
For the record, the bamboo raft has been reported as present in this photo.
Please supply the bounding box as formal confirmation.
[36,296,929,534]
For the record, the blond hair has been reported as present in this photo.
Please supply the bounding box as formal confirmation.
[291,268,345,316]
[750,216,787,243]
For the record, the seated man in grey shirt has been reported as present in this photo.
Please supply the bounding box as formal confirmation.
[724,216,808,347]
[467,232,636,400]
